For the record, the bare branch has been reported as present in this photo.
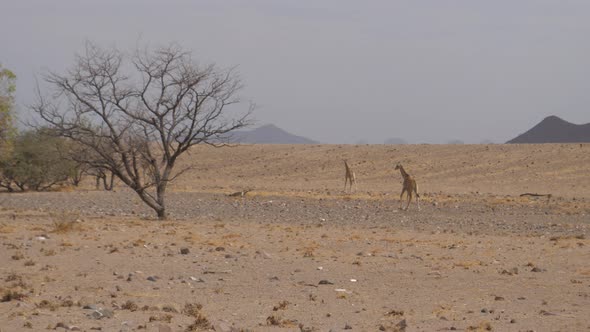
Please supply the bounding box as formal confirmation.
[31,42,252,219]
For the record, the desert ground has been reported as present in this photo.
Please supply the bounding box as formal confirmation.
[0,144,589,332]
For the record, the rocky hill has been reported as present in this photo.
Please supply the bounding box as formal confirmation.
[230,124,318,144]
[508,116,590,143]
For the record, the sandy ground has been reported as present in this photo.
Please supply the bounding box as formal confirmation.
[0,144,589,332]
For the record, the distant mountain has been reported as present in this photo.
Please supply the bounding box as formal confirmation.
[383,137,408,145]
[507,116,590,143]
[230,124,318,144]
[447,139,464,145]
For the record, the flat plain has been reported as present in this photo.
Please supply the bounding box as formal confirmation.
[1,144,589,331]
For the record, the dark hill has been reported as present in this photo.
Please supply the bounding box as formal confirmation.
[507,116,590,143]
[231,124,318,144]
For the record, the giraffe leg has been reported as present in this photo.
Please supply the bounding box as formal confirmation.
[415,189,421,211]
[399,189,406,210]
[344,176,348,193]
[406,191,412,210]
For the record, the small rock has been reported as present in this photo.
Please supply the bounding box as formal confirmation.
[215,246,225,252]
[494,296,505,301]
[55,322,67,329]
[531,267,545,272]
[344,323,352,330]
[100,309,114,318]
[318,280,334,285]
[147,276,158,282]
[481,308,488,313]
[158,325,172,332]
[88,310,103,320]
[213,321,232,332]
[510,319,516,324]
[180,248,190,255]
[83,304,98,310]
[395,319,407,331]
[69,326,81,331]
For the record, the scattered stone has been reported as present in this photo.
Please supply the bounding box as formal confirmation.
[395,319,407,331]
[147,276,158,282]
[500,267,518,275]
[510,319,516,323]
[83,304,98,310]
[55,322,67,329]
[531,267,546,272]
[344,323,352,330]
[318,280,334,285]
[157,325,172,332]
[215,246,225,252]
[88,308,114,319]
[494,296,505,301]
[213,321,232,332]
[180,248,190,255]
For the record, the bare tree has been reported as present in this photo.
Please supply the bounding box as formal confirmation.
[32,42,252,219]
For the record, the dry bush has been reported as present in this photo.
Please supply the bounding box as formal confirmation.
[149,314,173,323]
[467,321,492,331]
[186,313,212,331]
[42,248,56,256]
[161,304,178,313]
[1,289,27,302]
[182,303,204,317]
[132,238,146,247]
[36,299,58,311]
[49,211,81,234]
[266,314,297,327]
[272,300,290,311]
[5,272,21,282]
[122,300,138,311]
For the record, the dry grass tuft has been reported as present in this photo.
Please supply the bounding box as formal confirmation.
[266,314,297,327]
[182,303,204,317]
[36,299,59,311]
[186,313,212,331]
[149,314,173,323]
[467,321,493,331]
[0,223,16,234]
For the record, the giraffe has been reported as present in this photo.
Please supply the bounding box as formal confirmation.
[343,159,357,193]
[395,163,420,210]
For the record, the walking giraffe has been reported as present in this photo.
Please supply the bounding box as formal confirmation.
[395,163,420,210]
[343,160,357,193]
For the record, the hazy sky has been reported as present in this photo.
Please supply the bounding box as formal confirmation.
[2,0,589,143]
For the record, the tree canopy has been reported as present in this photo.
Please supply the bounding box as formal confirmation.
[32,43,252,219]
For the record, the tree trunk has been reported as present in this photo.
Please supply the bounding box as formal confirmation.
[102,172,114,191]
[156,208,167,220]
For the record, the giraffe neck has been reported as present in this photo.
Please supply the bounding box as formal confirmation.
[399,166,409,178]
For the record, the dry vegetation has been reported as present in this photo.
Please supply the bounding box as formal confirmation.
[0,144,589,331]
